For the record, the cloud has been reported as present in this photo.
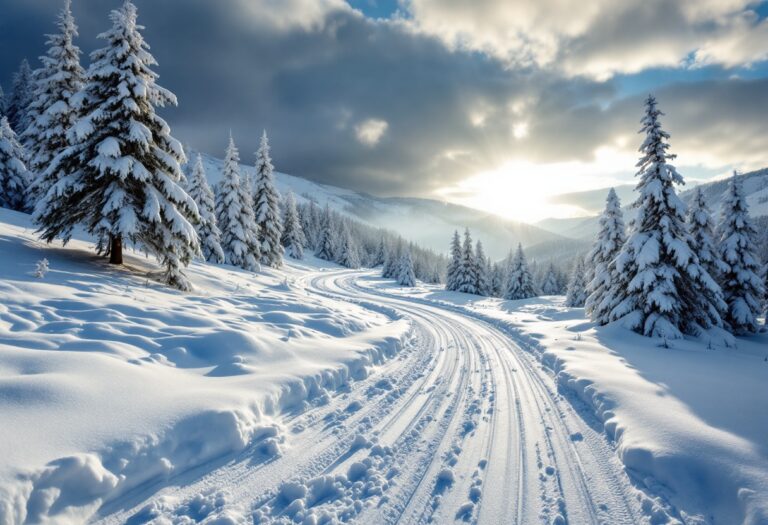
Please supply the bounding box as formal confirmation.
[402,0,768,79]
[0,0,765,205]
[354,118,388,146]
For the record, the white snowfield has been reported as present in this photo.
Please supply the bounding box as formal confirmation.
[0,208,766,524]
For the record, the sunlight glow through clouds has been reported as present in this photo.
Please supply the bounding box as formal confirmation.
[437,146,636,223]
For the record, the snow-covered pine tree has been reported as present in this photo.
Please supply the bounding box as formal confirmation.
[35,2,200,290]
[0,117,30,211]
[445,230,462,291]
[717,173,765,334]
[7,59,34,134]
[565,256,588,307]
[382,240,399,278]
[300,200,319,250]
[688,187,726,293]
[216,135,260,271]
[398,249,416,287]
[281,190,305,260]
[23,0,85,204]
[585,188,626,323]
[315,205,336,261]
[607,95,724,337]
[475,240,490,295]
[337,224,360,268]
[504,243,537,300]
[491,262,505,297]
[253,130,283,267]
[188,154,224,263]
[373,236,387,267]
[540,263,560,295]
[456,228,478,294]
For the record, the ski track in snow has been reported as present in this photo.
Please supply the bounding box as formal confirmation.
[92,269,645,525]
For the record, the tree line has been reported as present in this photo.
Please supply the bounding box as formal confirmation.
[0,0,445,290]
[442,96,767,338]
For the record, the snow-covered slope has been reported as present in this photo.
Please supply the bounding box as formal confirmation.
[192,152,565,260]
[536,167,768,240]
[0,208,409,524]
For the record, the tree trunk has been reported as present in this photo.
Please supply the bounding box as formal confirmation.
[109,235,123,265]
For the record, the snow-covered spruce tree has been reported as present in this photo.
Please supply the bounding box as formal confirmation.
[373,236,387,267]
[398,249,416,287]
[585,188,626,323]
[688,187,726,294]
[382,240,401,278]
[35,2,200,290]
[540,263,560,295]
[607,95,724,337]
[281,191,305,260]
[0,117,30,211]
[717,173,765,334]
[456,228,478,294]
[188,154,224,264]
[23,0,85,204]
[315,205,336,261]
[7,59,34,134]
[475,240,490,295]
[337,224,360,268]
[445,230,462,291]
[216,135,260,271]
[253,130,283,267]
[504,243,537,300]
[491,262,505,297]
[565,256,588,307]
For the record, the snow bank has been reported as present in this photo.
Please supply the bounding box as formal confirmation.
[0,208,410,524]
[363,275,768,525]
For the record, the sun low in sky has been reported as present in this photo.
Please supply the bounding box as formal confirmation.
[2,0,767,224]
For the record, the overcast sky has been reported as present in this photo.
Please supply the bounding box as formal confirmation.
[1,0,767,222]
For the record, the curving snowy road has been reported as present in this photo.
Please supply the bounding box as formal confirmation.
[93,268,643,524]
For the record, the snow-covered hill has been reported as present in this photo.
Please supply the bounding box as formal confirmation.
[0,208,409,524]
[192,152,565,261]
[536,167,768,241]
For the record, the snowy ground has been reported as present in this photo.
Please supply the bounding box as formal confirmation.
[0,209,409,524]
[360,276,768,524]
[1,208,766,525]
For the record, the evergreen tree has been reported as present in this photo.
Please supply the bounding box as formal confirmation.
[565,256,588,307]
[491,262,505,297]
[373,236,387,267]
[253,130,283,267]
[475,240,490,295]
[688,187,726,292]
[281,190,305,260]
[382,240,401,278]
[35,2,201,289]
[188,154,224,264]
[445,230,462,291]
[607,95,724,337]
[0,117,30,211]
[7,59,34,134]
[315,205,335,261]
[337,224,360,268]
[717,174,765,334]
[216,135,260,271]
[398,249,416,287]
[24,0,85,203]
[301,200,319,249]
[0,85,6,117]
[455,228,478,294]
[586,188,627,323]
[540,263,560,295]
[504,243,536,300]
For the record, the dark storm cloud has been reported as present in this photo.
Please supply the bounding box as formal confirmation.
[0,0,766,196]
